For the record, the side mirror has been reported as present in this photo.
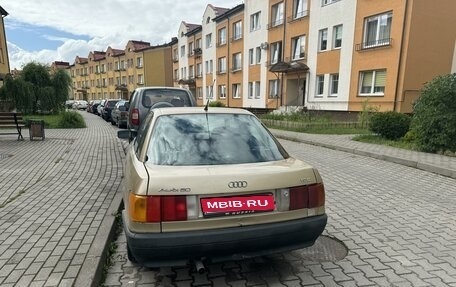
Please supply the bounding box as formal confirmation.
[117,130,131,139]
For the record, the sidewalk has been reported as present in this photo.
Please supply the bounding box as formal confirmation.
[0,112,124,287]
[270,128,456,179]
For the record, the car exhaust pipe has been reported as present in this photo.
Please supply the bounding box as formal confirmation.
[194,259,206,274]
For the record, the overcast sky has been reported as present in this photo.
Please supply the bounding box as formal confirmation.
[2,0,241,70]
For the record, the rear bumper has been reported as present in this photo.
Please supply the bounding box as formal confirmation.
[123,211,327,267]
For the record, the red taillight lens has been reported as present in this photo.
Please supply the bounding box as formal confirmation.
[146,196,187,222]
[289,183,325,210]
[131,108,140,126]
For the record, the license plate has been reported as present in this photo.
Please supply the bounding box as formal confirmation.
[201,194,275,217]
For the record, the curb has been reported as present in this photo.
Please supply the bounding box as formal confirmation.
[274,134,456,180]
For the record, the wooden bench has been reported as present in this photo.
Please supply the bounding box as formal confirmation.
[0,112,25,140]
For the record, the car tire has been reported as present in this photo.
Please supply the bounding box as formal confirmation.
[127,244,137,263]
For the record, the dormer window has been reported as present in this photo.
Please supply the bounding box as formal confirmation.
[206,17,211,24]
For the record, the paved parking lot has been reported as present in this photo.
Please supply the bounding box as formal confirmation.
[104,138,456,286]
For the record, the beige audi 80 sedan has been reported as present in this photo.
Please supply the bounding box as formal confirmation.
[118,107,327,267]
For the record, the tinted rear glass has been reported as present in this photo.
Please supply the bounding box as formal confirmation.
[107,100,119,107]
[141,89,192,108]
[147,114,288,166]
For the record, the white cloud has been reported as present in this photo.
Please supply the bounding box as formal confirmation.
[3,0,242,69]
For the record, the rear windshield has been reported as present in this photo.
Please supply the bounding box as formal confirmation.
[107,100,119,107]
[147,114,288,166]
[141,89,192,108]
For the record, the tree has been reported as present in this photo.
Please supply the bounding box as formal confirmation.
[0,62,71,113]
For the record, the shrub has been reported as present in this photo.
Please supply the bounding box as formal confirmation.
[411,73,456,152]
[357,99,379,128]
[58,111,86,128]
[208,101,226,107]
[369,111,411,140]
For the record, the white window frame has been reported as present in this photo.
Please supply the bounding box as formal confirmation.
[363,12,392,49]
[232,83,241,99]
[218,57,227,74]
[206,33,212,48]
[333,25,343,49]
[137,74,144,85]
[293,0,308,19]
[197,87,203,99]
[256,47,262,64]
[271,2,284,27]
[218,85,226,99]
[270,41,282,64]
[359,69,386,96]
[319,29,328,51]
[322,0,340,6]
[254,82,261,99]
[316,75,324,96]
[248,82,254,99]
[218,27,227,46]
[292,35,306,60]
[250,12,261,31]
[269,79,280,98]
[232,53,242,71]
[233,21,242,40]
[329,74,339,96]
[249,49,254,65]
[196,63,202,77]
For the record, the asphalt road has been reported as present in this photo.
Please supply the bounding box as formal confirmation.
[104,139,456,287]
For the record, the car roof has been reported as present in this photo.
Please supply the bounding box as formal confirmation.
[134,86,190,92]
[152,107,253,116]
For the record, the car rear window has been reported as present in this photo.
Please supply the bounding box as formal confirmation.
[147,113,288,166]
[107,100,119,107]
[142,89,192,108]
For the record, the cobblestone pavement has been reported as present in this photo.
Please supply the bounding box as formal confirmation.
[104,138,456,286]
[0,112,125,286]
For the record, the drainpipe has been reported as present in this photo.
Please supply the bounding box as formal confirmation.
[227,17,231,107]
[393,0,408,112]
[280,1,287,107]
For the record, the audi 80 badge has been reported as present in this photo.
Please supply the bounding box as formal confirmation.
[118,107,327,267]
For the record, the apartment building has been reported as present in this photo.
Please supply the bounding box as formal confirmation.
[0,5,10,87]
[69,39,175,101]
[173,0,456,113]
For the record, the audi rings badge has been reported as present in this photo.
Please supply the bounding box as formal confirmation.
[228,181,248,188]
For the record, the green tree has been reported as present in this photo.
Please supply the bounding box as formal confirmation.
[0,62,71,113]
[411,73,456,152]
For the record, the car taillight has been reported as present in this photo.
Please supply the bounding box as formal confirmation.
[129,193,187,223]
[288,183,325,210]
[131,108,140,126]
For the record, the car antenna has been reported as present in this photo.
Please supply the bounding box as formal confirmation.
[204,79,216,112]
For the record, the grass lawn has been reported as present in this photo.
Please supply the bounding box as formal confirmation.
[24,114,62,128]
[352,134,420,151]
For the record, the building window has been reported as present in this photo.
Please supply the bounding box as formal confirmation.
[322,0,340,6]
[128,75,134,84]
[292,35,306,60]
[122,76,127,85]
[271,2,284,27]
[218,85,226,99]
[206,86,213,99]
[136,74,143,85]
[174,69,179,80]
[232,83,241,98]
[136,57,143,68]
[359,70,386,95]
[249,49,254,65]
[196,38,202,49]
[363,12,392,49]
[319,29,328,51]
[197,87,203,99]
[250,12,261,31]
[333,25,343,49]
[293,0,308,19]
[270,41,282,64]
[180,45,185,58]
[269,80,280,98]
[316,75,324,96]
[196,63,202,77]
[232,53,242,71]
[218,27,227,46]
[254,82,260,99]
[330,74,339,95]
[233,21,242,40]
[248,82,254,99]
[189,65,194,78]
[206,33,212,48]
[256,47,262,64]
[218,57,227,74]
[188,42,194,56]
[205,60,213,74]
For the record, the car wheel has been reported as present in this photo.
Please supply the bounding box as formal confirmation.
[127,244,137,263]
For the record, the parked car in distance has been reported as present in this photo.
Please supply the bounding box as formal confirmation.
[118,107,327,267]
[97,100,106,116]
[111,100,129,128]
[127,87,196,133]
[72,100,88,110]
[91,100,101,115]
[102,99,120,121]
[65,100,75,109]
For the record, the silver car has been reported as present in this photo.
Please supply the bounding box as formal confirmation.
[118,107,327,267]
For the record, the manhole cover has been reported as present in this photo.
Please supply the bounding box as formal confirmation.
[296,235,348,262]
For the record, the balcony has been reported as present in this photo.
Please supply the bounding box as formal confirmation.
[356,38,392,51]
[193,48,202,55]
